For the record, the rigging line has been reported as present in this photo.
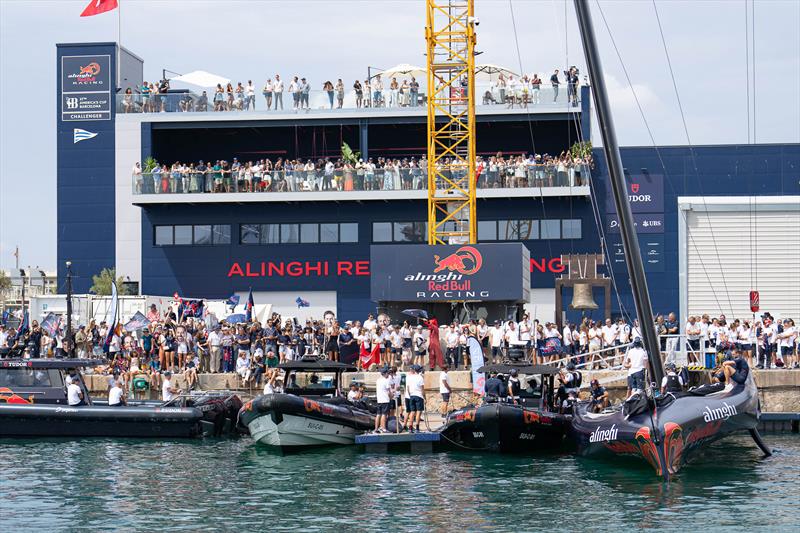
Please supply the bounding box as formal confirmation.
[745,0,750,144]
[550,0,632,322]
[507,0,555,263]
[595,0,726,316]
[751,0,756,143]
[651,0,735,317]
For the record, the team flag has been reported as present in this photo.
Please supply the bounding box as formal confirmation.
[226,294,241,309]
[40,313,62,337]
[80,0,118,17]
[295,297,310,308]
[124,311,150,332]
[103,281,119,352]
[245,289,255,322]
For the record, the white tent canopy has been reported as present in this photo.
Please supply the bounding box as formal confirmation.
[377,63,426,78]
[170,70,230,88]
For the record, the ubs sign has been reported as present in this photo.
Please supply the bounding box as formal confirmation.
[370,243,530,302]
[61,55,111,121]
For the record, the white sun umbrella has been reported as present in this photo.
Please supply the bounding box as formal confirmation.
[170,70,231,89]
[476,63,519,80]
[377,63,427,78]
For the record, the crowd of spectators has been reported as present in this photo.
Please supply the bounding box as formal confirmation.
[1,304,796,400]
[119,67,582,114]
[132,152,592,194]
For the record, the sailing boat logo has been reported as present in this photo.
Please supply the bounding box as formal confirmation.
[74,128,98,144]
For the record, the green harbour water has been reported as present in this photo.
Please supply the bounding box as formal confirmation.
[1,434,799,532]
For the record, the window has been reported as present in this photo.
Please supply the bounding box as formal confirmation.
[240,224,261,244]
[281,223,299,244]
[300,223,319,243]
[373,222,392,242]
[320,223,338,243]
[478,220,497,241]
[193,225,212,245]
[154,226,173,246]
[174,225,192,245]
[562,219,582,239]
[540,219,561,239]
[262,224,280,244]
[340,223,358,243]
[212,225,231,244]
[394,222,426,243]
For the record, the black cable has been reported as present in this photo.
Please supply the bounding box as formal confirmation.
[595,0,726,316]
[651,0,735,316]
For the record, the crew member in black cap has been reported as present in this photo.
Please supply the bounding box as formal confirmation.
[484,370,504,402]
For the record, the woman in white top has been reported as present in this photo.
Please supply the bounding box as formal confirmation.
[588,324,603,369]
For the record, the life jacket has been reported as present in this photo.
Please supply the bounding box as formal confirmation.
[664,373,682,393]
[571,371,582,388]
[508,377,521,397]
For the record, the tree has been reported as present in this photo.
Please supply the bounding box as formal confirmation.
[341,142,361,166]
[90,268,130,295]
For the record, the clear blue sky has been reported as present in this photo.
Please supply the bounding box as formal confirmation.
[1,0,798,273]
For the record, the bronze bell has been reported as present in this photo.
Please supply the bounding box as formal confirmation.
[570,283,599,310]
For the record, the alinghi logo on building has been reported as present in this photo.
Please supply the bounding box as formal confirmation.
[73,128,98,144]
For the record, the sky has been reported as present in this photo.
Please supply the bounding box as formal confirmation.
[1,0,799,273]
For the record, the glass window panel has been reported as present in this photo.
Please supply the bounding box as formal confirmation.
[517,220,538,240]
[300,223,319,243]
[154,226,173,246]
[280,224,299,244]
[373,222,392,242]
[212,225,231,244]
[478,220,497,241]
[262,224,280,244]
[562,219,582,239]
[394,222,426,242]
[540,219,561,239]
[339,223,358,243]
[240,224,261,244]
[174,225,192,245]
[193,225,212,245]
[320,223,338,243]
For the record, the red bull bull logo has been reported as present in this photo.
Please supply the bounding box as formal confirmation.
[433,246,482,275]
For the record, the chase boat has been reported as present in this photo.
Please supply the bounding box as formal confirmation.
[438,363,572,453]
[0,359,203,438]
[238,357,375,450]
[571,360,767,477]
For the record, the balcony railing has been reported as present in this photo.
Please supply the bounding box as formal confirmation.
[117,84,581,115]
[132,164,591,195]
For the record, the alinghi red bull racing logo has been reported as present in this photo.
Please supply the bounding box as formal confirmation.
[433,246,483,275]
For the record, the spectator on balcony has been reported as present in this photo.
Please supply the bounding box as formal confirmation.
[336,79,345,109]
[323,80,334,109]
[301,78,311,109]
[122,88,134,113]
[141,81,151,112]
[196,91,209,112]
[224,82,233,110]
[363,78,371,108]
[496,73,507,104]
[410,77,419,107]
[262,79,273,109]
[246,80,256,110]
[567,67,580,107]
[273,74,284,110]
[373,75,383,107]
[550,69,560,102]
[531,74,541,104]
[213,84,225,111]
[289,76,299,109]
[354,80,364,108]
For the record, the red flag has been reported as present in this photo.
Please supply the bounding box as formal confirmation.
[80,0,118,17]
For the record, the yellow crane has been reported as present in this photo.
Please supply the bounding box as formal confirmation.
[425,0,477,245]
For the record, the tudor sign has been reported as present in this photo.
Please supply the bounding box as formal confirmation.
[370,243,530,302]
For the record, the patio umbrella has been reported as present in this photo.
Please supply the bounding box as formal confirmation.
[378,63,426,78]
[170,70,230,88]
[475,63,519,80]
[224,313,247,324]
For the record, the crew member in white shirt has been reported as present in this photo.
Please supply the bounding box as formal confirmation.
[439,365,451,415]
[161,371,181,402]
[404,365,426,432]
[108,379,126,406]
[67,376,85,406]
[489,321,505,363]
[623,338,649,398]
[374,367,393,433]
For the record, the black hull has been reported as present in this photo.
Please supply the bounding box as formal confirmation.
[571,374,761,477]
[438,403,572,453]
[0,404,203,438]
